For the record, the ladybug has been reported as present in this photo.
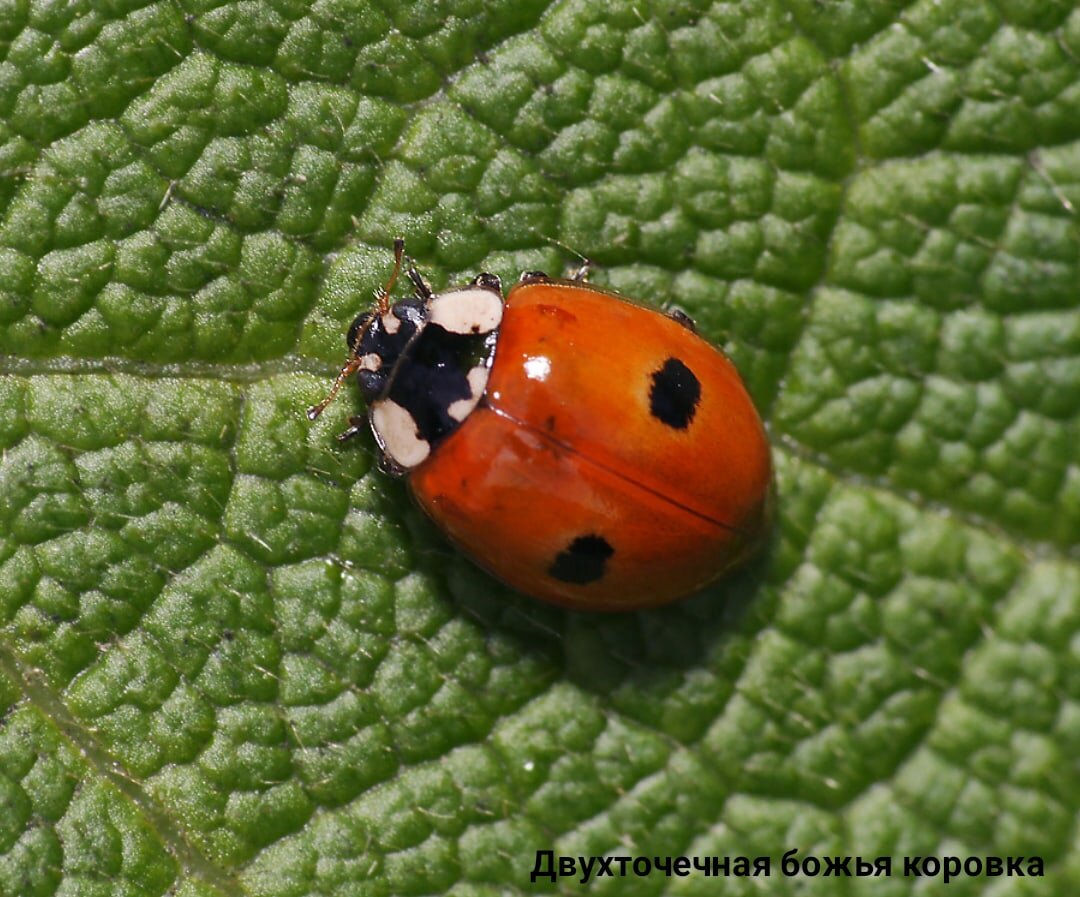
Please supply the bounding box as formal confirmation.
[308,239,772,611]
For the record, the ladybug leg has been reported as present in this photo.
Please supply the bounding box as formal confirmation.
[337,415,367,442]
[375,451,408,478]
[668,308,697,332]
[568,257,592,282]
[470,272,501,292]
[404,253,434,301]
[519,270,550,284]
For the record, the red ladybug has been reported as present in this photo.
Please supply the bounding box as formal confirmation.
[309,240,772,611]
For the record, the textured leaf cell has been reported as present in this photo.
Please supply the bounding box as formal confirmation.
[1,0,1078,895]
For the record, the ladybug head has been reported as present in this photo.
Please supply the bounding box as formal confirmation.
[306,240,505,437]
[346,297,427,404]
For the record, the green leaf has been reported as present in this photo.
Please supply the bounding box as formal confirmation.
[2,0,1079,895]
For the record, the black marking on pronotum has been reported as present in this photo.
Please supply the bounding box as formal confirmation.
[649,357,701,430]
[548,534,615,585]
[385,325,481,444]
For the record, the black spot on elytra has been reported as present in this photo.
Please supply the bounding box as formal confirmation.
[548,534,614,585]
[649,357,701,430]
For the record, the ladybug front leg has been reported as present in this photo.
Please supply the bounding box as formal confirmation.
[404,253,434,301]
[568,257,592,282]
[337,416,367,442]
[668,308,698,332]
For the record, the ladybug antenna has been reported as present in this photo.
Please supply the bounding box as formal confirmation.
[376,237,405,314]
[306,238,406,422]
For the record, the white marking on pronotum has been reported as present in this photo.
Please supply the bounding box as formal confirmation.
[429,287,503,335]
[359,353,381,371]
[381,311,401,334]
[371,399,430,469]
[447,365,490,422]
